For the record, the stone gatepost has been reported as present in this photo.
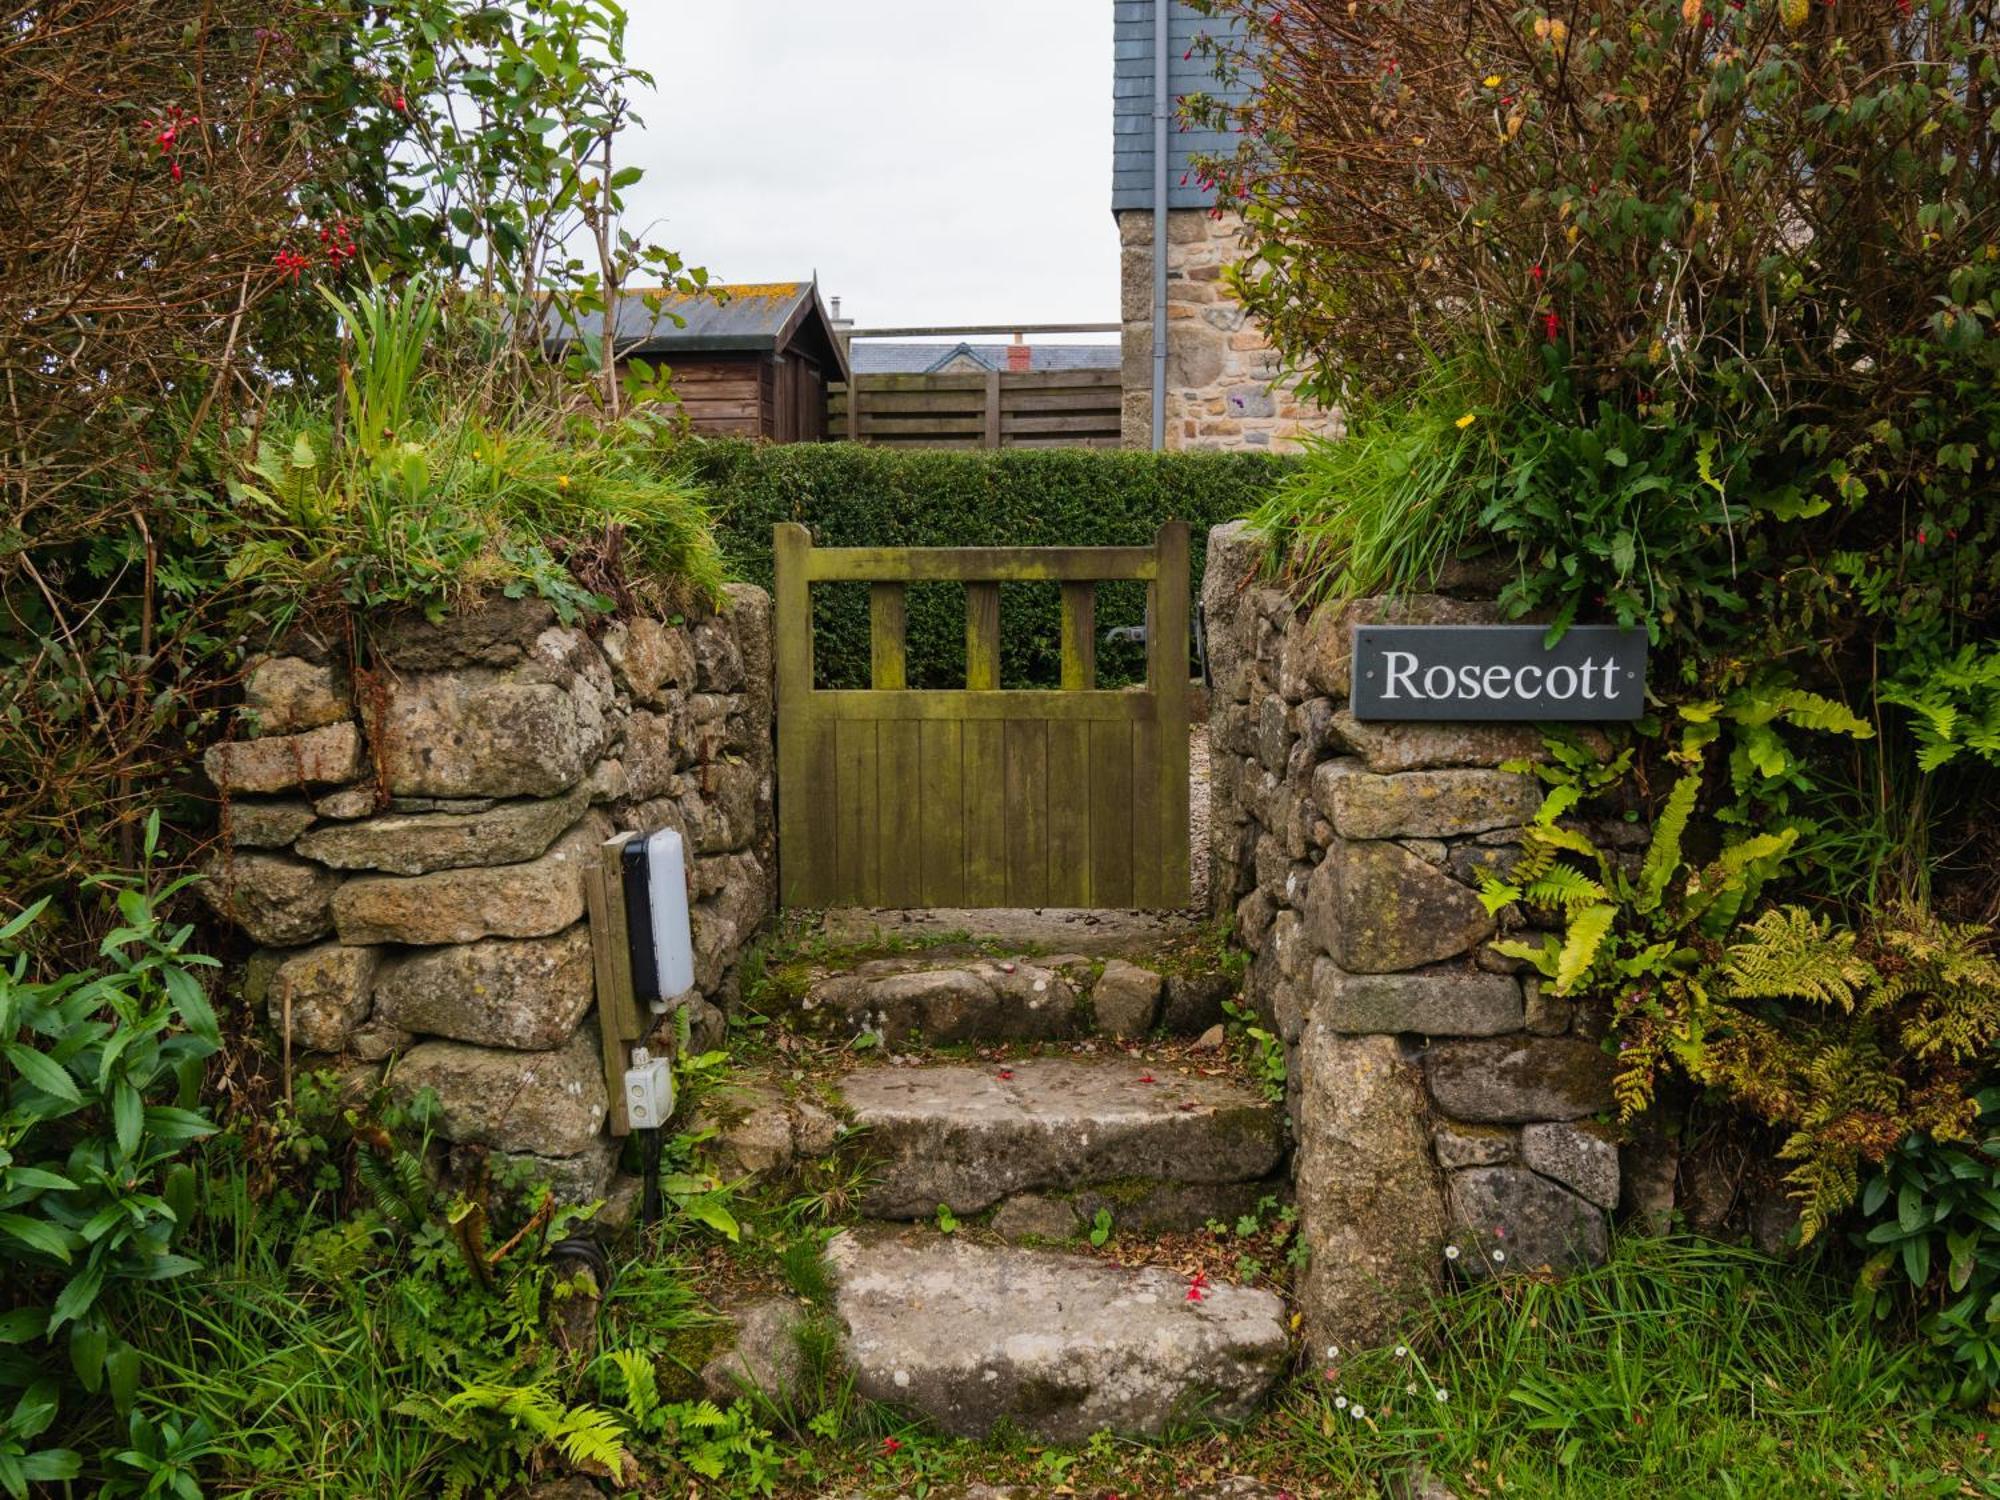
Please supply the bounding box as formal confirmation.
[1202,522,1634,1354]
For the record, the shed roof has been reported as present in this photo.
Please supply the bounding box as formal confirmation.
[849,341,1122,376]
[548,281,850,380]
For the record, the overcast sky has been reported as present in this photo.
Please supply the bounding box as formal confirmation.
[619,3,1119,336]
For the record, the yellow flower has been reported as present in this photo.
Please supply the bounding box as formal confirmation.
[557,475,571,490]
[1456,412,1478,429]
[1484,74,1503,88]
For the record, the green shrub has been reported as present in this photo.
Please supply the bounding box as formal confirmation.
[0,822,219,1493]
[1855,1089,2000,1406]
[678,440,1297,687]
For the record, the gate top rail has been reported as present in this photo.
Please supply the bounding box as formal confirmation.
[799,543,1158,584]
[773,521,1188,697]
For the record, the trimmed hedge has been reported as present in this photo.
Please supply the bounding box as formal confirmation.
[680,440,1297,688]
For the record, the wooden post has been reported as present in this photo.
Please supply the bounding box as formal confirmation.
[1060,582,1097,691]
[775,524,816,904]
[983,367,1001,449]
[870,582,907,689]
[966,583,1002,689]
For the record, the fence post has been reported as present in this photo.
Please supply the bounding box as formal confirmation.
[984,368,1001,448]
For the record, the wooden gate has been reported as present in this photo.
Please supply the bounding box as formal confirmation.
[773,522,1190,910]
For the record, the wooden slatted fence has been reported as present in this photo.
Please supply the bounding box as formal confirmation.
[826,369,1122,450]
[774,522,1190,910]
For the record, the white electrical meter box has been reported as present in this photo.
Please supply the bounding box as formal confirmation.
[619,828,695,1011]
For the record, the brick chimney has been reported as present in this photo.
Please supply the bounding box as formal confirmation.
[1006,332,1031,373]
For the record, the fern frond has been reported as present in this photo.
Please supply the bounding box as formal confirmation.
[1721,906,1876,1010]
[1554,903,1617,995]
[1635,772,1698,915]
[1522,863,1611,912]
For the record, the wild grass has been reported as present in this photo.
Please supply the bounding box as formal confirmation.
[211,281,725,634]
[1244,355,1502,605]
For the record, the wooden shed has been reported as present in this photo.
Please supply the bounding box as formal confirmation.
[554,281,849,442]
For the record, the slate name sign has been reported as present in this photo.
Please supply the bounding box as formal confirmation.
[1350,624,1647,722]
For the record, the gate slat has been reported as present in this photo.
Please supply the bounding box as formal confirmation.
[966,583,1002,690]
[919,719,966,905]
[835,719,882,905]
[1089,720,1135,908]
[798,716,840,906]
[963,721,1008,904]
[880,720,924,906]
[1004,719,1050,906]
[1046,720,1092,905]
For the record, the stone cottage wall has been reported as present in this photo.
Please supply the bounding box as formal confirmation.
[1116,209,1344,452]
[1200,521,1633,1354]
[198,587,776,1203]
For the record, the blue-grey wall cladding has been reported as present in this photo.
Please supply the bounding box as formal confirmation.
[1111,0,1253,213]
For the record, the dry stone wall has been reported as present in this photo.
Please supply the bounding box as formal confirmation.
[1201,522,1633,1354]
[201,588,776,1202]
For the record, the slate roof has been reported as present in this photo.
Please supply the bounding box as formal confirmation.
[849,341,1122,376]
[545,282,850,379]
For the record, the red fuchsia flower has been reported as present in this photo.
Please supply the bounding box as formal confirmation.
[881,1437,902,1454]
[1542,312,1561,339]
[1917,529,1928,544]
[1186,1270,1210,1303]
[1137,1073,1156,1084]
[272,248,311,283]
[996,1068,1014,1081]
[1530,264,1545,282]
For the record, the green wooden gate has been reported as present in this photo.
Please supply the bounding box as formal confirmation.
[773,522,1191,910]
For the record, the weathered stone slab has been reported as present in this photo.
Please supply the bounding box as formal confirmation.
[808,961,1081,1047]
[199,851,341,946]
[204,722,367,795]
[295,784,590,875]
[1447,1165,1607,1276]
[817,906,1200,956]
[259,941,379,1052]
[1303,839,1494,974]
[1314,961,1522,1037]
[392,1025,606,1156]
[1091,959,1164,1037]
[1294,1024,1447,1355]
[827,1231,1286,1440]
[1327,710,1565,775]
[1521,1121,1621,1210]
[242,656,349,734]
[839,1057,1283,1219]
[1424,1037,1619,1123]
[1314,762,1543,840]
[372,924,595,1050]
[373,631,612,799]
[331,813,606,946]
[226,798,317,849]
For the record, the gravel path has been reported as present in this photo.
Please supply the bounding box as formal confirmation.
[1189,721,1211,914]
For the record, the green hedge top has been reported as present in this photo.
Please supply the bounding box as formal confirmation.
[680,440,1297,689]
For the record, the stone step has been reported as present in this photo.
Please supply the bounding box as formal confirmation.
[839,1055,1284,1220]
[826,1229,1287,1440]
[799,951,1236,1046]
[820,905,1200,957]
